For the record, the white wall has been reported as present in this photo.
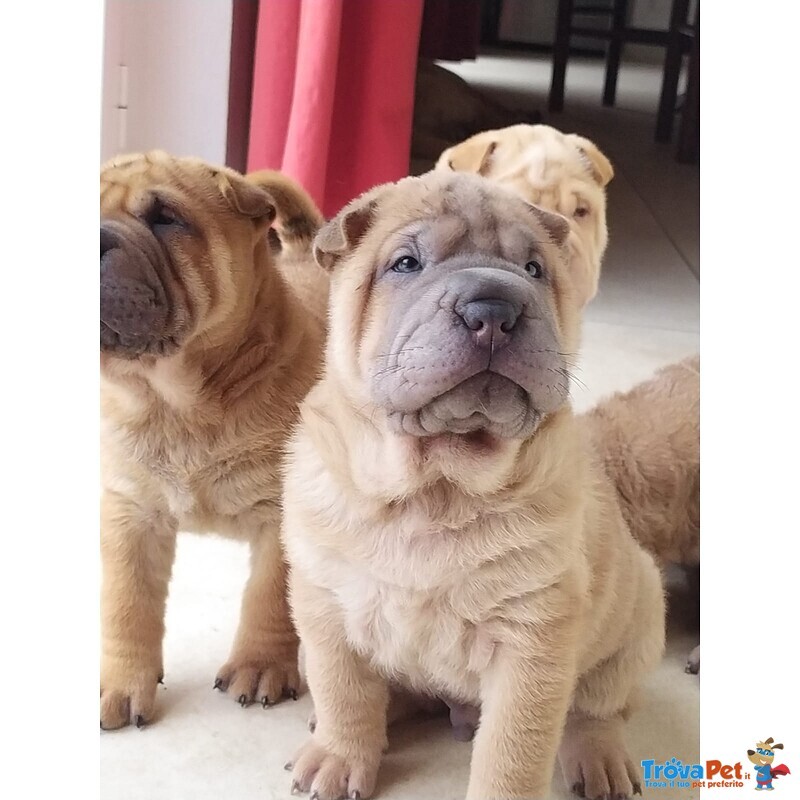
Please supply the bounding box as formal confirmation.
[101,0,233,164]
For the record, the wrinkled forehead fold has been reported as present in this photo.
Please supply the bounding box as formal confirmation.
[439,183,509,254]
[441,178,495,230]
[419,214,468,262]
[101,155,172,214]
[101,174,161,214]
[100,179,130,216]
[101,156,220,221]
[437,191,546,263]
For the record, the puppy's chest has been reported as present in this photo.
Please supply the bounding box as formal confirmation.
[111,420,280,529]
[330,560,498,700]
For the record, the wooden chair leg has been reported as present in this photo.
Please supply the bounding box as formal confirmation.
[602,0,628,106]
[481,0,503,46]
[677,3,699,163]
[656,0,691,142]
[549,0,574,112]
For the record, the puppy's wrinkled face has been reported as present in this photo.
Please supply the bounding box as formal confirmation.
[319,172,580,442]
[435,124,613,307]
[100,151,275,362]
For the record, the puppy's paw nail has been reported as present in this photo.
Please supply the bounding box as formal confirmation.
[283,762,293,772]
[290,688,299,701]
[633,782,643,796]
[213,678,225,691]
[572,781,586,798]
[308,720,317,733]
[261,695,271,708]
[158,673,165,685]
[291,781,301,796]
[350,791,362,800]
[134,715,145,729]
[238,694,248,707]
[310,792,319,800]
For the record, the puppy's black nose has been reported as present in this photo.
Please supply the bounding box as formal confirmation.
[457,299,521,348]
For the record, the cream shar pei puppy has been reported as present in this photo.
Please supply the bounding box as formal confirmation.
[281,172,664,800]
[436,123,613,309]
[439,125,699,672]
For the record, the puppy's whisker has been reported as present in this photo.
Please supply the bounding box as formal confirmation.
[373,365,406,378]
[373,346,425,360]
[544,376,570,400]
[559,367,587,393]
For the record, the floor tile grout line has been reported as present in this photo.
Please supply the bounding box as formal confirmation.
[583,318,700,335]
[612,156,700,284]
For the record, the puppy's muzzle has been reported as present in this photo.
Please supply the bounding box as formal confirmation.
[455,298,521,350]
[100,221,174,358]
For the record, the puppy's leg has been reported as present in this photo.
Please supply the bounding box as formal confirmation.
[288,575,388,800]
[308,687,444,734]
[686,644,701,675]
[559,712,642,798]
[100,490,176,730]
[685,564,700,674]
[466,604,580,800]
[216,525,299,707]
[560,565,664,799]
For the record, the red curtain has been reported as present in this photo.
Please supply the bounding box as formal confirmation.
[247,0,424,218]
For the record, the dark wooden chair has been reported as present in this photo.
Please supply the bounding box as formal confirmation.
[658,0,699,162]
[549,0,699,162]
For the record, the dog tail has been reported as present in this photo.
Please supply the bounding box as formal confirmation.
[246,170,324,256]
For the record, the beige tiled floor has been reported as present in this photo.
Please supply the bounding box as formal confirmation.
[100,51,699,800]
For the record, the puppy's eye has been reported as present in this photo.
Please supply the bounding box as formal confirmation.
[391,255,422,274]
[574,206,590,219]
[145,199,184,230]
[524,260,544,278]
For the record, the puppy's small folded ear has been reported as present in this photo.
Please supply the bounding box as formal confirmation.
[245,170,324,255]
[526,203,570,248]
[313,194,379,271]
[436,138,497,176]
[217,170,277,224]
[527,201,597,305]
[566,134,614,187]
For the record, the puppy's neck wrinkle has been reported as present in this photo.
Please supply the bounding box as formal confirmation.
[307,376,577,516]
[198,257,319,408]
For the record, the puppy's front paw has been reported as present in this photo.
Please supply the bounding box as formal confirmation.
[215,650,300,708]
[560,717,641,799]
[685,644,700,675]
[287,737,381,800]
[562,749,640,799]
[100,658,162,730]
